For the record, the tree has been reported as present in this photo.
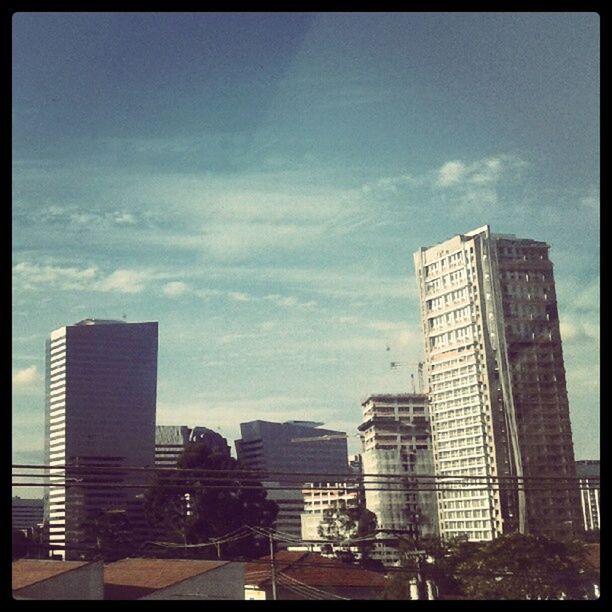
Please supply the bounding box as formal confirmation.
[382,535,467,600]
[80,508,135,561]
[317,501,378,565]
[145,441,278,559]
[450,534,597,600]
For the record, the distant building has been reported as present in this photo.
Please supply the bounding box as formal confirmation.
[235,420,349,544]
[300,481,363,544]
[359,393,437,565]
[44,319,158,560]
[349,454,363,476]
[155,425,231,467]
[12,560,104,600]
[414,226,582,541]
[104,558,244,600]
[13,497,44,531]
[576,460,600,532]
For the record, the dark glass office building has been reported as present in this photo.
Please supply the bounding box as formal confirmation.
[44,319,158,559]
[235,420,349,544]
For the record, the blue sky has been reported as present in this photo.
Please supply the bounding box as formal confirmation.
[13,13,599,492]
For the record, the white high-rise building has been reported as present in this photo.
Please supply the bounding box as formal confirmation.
[576,460,600,532]
[44,319,158,559]
[414,226,581,542]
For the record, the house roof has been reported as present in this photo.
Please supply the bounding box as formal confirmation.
[104,558,229,599]
[245,551,386,589]
[12,560,92,591]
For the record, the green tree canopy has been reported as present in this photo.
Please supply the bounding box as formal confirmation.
[450,534,597,600]
[317,501,378,565]
[145,441,278,559]
[80,508,135,561]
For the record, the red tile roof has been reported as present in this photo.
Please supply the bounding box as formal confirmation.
[245,552,386,589]
[12,560,92,591]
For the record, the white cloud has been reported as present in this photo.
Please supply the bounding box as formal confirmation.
[13,261,176,295]
[12,365,40,387]
[436,154,528,189]
[437,161,466,186]
[13,261,98,290]
[162,281,190,297]
[94,269,149,294]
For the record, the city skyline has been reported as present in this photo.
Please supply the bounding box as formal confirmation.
[13,13,599,486]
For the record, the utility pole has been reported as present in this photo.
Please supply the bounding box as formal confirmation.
[269,532,277,600]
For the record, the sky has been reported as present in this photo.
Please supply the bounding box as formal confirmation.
[12,12,599,497]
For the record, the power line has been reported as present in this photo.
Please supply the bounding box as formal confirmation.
[11,481,592,493]
[13,464,594,482]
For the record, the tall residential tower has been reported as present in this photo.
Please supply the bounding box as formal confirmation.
[45,319,158,559]
[414,226,581,542]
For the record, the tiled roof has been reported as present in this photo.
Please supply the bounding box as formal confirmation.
[104,558,229,599]
[12,560,92,591]
[245,552,386,589]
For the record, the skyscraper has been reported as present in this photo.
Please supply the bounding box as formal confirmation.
[414,226,581,542]
[45,319,158,559]
[235,420,349,544]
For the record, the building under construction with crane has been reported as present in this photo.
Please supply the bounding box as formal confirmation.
[359,393,438,564]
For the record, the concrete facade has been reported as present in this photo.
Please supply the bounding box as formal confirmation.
[414,226,581,541]
[359,393,437,564]
[300,482,362,542]
[44,319,158,559]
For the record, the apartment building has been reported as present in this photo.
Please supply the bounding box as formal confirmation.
[414,226,581,541]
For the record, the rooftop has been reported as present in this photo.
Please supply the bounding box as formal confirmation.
[13,560,92,591]
[245,551,386,589]
[104,558,229,599]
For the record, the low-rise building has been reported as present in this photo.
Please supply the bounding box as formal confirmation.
[104,558,244,600]
[245,551,386,600]
[12,560,104,599]
[12,497,44,532]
